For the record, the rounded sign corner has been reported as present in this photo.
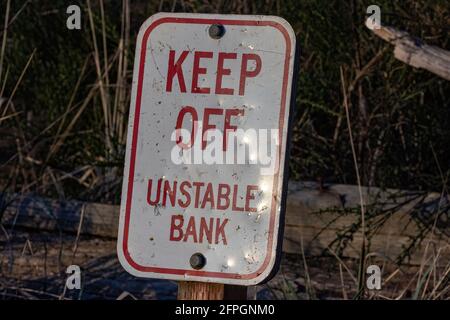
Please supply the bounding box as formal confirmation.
[137,12,168,32]
[266,15,297,44]
[247,252,279,286]
[116,240,139,277]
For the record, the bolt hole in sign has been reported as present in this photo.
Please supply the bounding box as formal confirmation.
[117,13,298,286]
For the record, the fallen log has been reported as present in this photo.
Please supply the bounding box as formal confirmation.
[1,181,449,266]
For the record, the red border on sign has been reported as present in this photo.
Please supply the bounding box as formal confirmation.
[121,16,293,280]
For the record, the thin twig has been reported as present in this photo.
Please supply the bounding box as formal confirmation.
[340,66,367,295]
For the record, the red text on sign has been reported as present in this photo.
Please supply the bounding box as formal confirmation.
[147,179,259,212]
[165,50,262,96]
[169,215,229,245]
[175,106,245,151]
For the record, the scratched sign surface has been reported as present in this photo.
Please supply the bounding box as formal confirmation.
[117,13,296,285]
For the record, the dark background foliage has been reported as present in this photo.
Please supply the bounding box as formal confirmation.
[1,0,449,203]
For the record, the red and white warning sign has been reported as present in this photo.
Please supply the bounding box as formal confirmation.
[117,13,297,285]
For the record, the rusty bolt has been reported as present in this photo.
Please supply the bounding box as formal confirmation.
[209,24,225,39]
[190,253,206,270]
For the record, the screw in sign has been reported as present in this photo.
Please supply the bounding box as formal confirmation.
[117,13,298,286]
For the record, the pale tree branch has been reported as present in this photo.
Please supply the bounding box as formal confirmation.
[366,19,450,81]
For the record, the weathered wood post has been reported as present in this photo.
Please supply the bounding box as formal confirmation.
[178,283,248,300]
[178,282,224,300]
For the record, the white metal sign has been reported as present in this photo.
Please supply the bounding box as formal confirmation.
[117,13,296,285]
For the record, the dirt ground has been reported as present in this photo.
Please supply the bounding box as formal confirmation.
[1,229,441,300]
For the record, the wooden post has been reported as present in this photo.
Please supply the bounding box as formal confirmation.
[178,282,224,300]
[177,282,249,300]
